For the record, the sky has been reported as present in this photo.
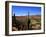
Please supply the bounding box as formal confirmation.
[12,6,41,16]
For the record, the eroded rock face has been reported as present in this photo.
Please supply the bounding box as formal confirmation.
[32,25,41,30]
[12,24,28,31]
[12,24,41,31]
[12,27,18,31]
[17,24,28,30]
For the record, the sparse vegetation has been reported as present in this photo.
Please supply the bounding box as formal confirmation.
[12,16,41,31]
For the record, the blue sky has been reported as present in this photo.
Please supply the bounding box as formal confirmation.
[12,6,41,16]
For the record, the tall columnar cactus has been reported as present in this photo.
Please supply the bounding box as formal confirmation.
[12,13,16,27]
[13,13,16,24]
[28,11,32,30]
[28,11,30,29]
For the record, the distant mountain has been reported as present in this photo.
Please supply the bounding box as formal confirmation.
[12,15,41,21]
[29,15,41,16]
